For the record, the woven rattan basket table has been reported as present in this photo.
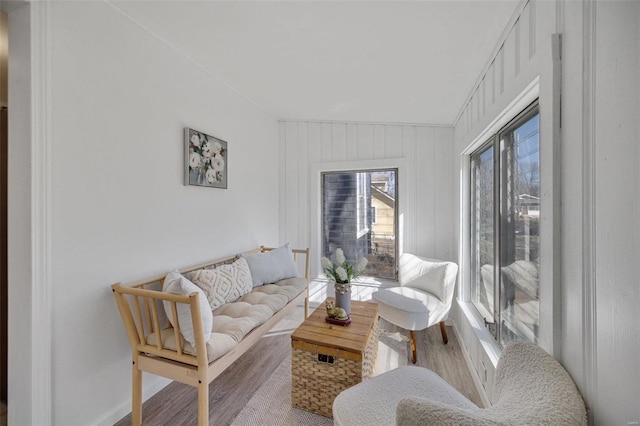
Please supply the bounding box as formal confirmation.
[291,298,379,418]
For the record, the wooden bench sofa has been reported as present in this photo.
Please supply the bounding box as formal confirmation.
[112,245,310,426]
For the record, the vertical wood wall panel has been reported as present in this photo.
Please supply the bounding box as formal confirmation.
[279,120,455,270]
[480,77,487,117]
[284,122,299,247]
[415,126,436,257]
[487,61,496,106]
[320,122,332,162]
[499,47,505,96]
[331,123,347,162]
[504,26,517,83]
[346,123,359,160]
[297,122,309,249]
[520,4,531,69]
[455,0,541,143]
[470,91,475,124]
[401,125,417,159]
[357,124,374,160]
[278,122,287,243]
[307,122,322,164]
[528,0,536,60]
[434,126,454,260]
[373,124,386,159]
[514,18,521,77]
[401,125,418,255]
[385,125,403,158]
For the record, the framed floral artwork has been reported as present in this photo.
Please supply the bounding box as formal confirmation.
[184,127,227,189]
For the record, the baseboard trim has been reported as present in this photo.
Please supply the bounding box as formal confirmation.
[450,321,492,408]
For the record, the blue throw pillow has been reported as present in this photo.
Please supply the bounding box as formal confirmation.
[240,244,299,286]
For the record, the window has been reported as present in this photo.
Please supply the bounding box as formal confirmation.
[470,101,540,346]
[322,169,397,280]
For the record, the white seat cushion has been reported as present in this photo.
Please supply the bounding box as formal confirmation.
[333,365,477,426]
[149,276,307,362]
[372,287,448,331]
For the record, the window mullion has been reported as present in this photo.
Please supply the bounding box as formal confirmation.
[493,136,501,341]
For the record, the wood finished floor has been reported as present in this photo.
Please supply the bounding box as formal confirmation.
[115,305,483,425]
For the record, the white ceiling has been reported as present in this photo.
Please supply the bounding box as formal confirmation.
[112,1,519,125]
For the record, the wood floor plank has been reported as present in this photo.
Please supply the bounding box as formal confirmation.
[114,305,484,425]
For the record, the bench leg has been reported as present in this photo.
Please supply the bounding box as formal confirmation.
[197,379,209,426]
[409,330,417,364]
[439,321,449,344]
[132,362,142,426]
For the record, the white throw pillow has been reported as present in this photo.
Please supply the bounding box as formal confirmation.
[187,257,253,309]
[162,270,213,348]
[399,253,451,302]
[240,244,299,287]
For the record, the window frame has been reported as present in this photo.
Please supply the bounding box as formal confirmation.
[320,168,399,281]
[468,100,541,346]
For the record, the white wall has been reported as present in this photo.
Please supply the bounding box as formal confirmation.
[11,2,281,424]
[452,0,640,423]
[279,120,456,279]
[592,1,640,421]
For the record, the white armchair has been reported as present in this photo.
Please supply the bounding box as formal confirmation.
[332,341,587,425]
[371,253,458,363]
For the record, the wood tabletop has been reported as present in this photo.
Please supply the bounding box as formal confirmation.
[291,298,378,355]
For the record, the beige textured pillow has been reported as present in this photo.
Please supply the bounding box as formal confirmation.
[187,257,253,309]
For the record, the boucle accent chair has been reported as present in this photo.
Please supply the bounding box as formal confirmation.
[332,341,588,425]
[371,253,458,363]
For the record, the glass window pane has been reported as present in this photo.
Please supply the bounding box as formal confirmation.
[500,113,540,346]
[471,145,495,322]
[322,169,397,280]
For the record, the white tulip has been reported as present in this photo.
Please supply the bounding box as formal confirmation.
[336,267,348,282]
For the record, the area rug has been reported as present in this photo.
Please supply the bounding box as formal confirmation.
[231,323,408,426]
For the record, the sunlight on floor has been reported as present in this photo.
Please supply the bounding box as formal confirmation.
[374,330,409,375]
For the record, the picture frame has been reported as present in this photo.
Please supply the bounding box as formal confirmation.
[184,127,228,189]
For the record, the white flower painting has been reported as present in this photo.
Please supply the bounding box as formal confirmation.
[184,128,228,188]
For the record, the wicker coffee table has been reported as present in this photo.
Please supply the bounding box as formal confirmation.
[291,298,379,418]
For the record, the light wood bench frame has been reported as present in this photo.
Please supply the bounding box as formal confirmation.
[111,246,310,426]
